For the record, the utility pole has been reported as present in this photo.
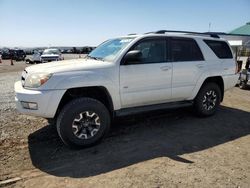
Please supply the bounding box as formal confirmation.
[208,22,211,32]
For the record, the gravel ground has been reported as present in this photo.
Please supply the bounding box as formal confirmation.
[0,72,21,111]
[0,60,249,188]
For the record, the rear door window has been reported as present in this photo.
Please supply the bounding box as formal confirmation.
[204,40,233,59]
[170,38,204,62]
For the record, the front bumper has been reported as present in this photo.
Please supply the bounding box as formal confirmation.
[41,57,60,62]
[14,81,66,118]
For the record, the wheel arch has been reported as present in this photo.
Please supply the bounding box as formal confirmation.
[55,86,114,119]
[197,76,224,102]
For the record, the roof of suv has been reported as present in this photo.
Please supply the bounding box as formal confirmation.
[123,30,226,41]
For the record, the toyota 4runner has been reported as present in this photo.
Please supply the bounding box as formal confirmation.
[14,30,238,148]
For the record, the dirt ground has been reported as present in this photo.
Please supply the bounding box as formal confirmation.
[0,59,249,188]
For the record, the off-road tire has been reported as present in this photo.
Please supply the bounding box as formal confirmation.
[56,97,110,148]
[194,83,221,117]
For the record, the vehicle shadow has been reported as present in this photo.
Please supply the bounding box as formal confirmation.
[28,106,250,178]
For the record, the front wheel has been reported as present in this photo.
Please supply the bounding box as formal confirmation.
[194,83,221,117]
[57,97,111,148]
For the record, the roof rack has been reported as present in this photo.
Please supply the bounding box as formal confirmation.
[147,30,220,38]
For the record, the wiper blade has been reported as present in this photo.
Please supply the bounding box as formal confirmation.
[86,55,103,61]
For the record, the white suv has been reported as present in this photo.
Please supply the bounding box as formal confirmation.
[14,31,238,148]
[41,48,63,63]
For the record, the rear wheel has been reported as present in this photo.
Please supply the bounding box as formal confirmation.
[56,97,110,148]
[194,83,221,117]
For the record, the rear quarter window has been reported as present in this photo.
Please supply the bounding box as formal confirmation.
[204,40,233,59]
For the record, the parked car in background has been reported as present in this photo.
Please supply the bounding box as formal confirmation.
[11,49,26,61]
[1,49,26,61]
[25,51,42,64]
[41,48,63,63]
[1,49,11,59]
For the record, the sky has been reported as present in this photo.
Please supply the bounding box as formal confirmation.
[0,0,249,47]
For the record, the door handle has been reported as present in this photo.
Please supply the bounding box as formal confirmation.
[196,64,205,68]
[160,66,171,71]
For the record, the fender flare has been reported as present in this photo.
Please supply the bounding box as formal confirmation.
[188,73,224,101]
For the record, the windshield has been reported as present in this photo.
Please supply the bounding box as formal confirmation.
[88,37,135,62]
[43,49,60,55]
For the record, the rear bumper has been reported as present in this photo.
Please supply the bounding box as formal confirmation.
[14,81,66,118]
[223,74,239,91]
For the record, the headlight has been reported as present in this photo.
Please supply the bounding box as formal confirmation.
[24,73,52,88]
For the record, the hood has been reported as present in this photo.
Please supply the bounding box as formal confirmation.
[25,58,113,74]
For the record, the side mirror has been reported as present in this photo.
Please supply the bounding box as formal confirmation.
[124,50,142,64]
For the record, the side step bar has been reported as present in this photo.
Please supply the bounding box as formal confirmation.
[115,101,193,116]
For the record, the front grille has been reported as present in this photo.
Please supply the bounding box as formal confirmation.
[41,56,58,61]
[21,69,28,86]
